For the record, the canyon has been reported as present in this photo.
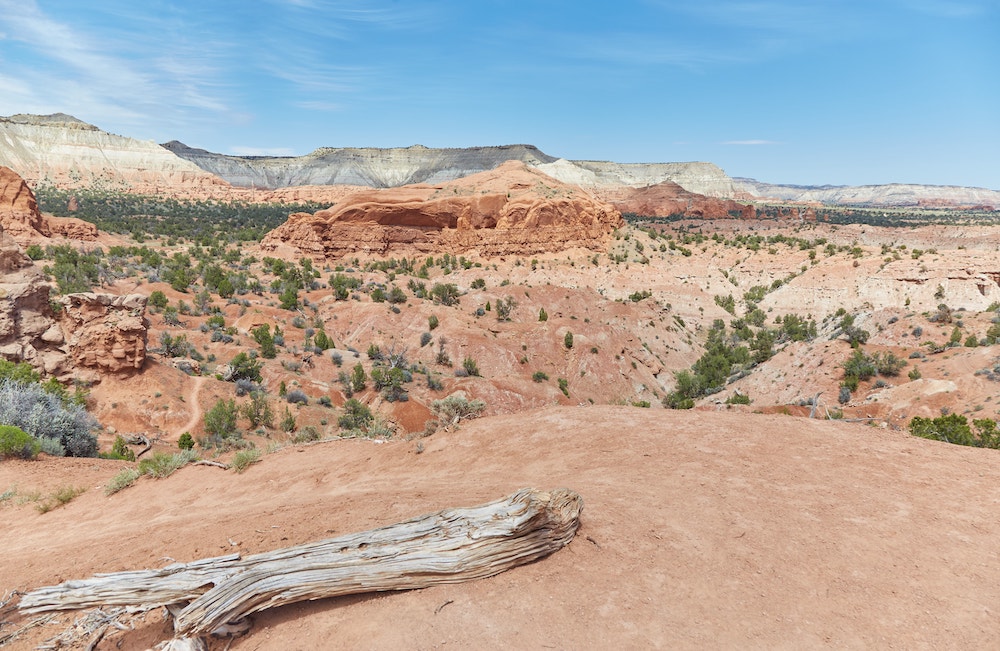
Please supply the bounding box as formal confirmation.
[1,115,1000,650]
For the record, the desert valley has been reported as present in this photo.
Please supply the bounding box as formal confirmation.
[1,113,1000,649]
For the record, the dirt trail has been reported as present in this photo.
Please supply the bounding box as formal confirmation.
[176,375,205,437]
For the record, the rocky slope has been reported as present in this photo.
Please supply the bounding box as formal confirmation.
[0,114,229,193]
[261,161,622,258]
[735,177,1000,209]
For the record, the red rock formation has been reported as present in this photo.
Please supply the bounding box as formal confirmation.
[59,293,148,376]
[0,165,51,238]
[597,180,756,220]
[261,161,622,258]
[0,166,97,242]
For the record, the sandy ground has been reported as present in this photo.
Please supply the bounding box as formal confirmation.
[3,406,1000,649]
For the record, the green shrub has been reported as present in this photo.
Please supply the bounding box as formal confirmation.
[110,435,136,461]
[462,357,480,377]
[908,414,1000,448]
[557,378,569,397]
[532,371,549,382]
[178,432,195,450]
[280,406,297,433]
[204,399,239,439]
[105,467,142,495]
[230,447,261,473]
[564,331,574,349]
[228,352,263,383]
[138,450,198,478]
[338,398,373,431]
[0,425,39,459]
[725,393,751,405]
[428,315,439,330]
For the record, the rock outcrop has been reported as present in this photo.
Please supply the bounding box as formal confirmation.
[0,212,146,378]
[59,293,149,376]
[0,165,97,242]
[261,161,622,259]
[0,229,66,374]
[597,180,756,220]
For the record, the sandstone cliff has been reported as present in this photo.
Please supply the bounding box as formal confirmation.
[0,114,229,193]
[261,161,622,259]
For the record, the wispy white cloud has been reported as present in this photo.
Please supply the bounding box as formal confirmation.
[722,140,781,146]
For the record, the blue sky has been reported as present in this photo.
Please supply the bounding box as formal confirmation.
[0,0,996,188]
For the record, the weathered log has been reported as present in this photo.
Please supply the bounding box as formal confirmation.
[21,488,583,638]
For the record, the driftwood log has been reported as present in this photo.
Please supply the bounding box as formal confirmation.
[20,488,583,641]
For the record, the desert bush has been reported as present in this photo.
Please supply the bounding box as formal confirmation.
[230,447,261,473]
[871,351,906,376]
[280,406,297,432]
[557,378,569,397]
[725,393,751,405]
[0,425,39,460]
[338,398,373,431]
[178,432,195,450]
[462,357,480,377]
[430,283,460,306]
[495,296,516,322]
[532,371,549,382]
[428,315,439,330]
[286,389,309,405]
[148,290,168,311]
[0,379,98,457]
[241,391,274,429]
[105,467,142,495]
[204,399,239,439]
[351,364,367,392]
[420,332,433,347]
[227,352,263,383]
[435,338,452,366]
[564,331,574,349]
[426,372,444,391]
[908,414,1000,449]
[292,425,321,444]
[430,394,486,430]
[331,351,344,366]
[251,324,278,358]
[538,307,548,322]
[138,449,199,479]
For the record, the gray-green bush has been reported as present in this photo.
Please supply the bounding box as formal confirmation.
[0,379,98,457]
